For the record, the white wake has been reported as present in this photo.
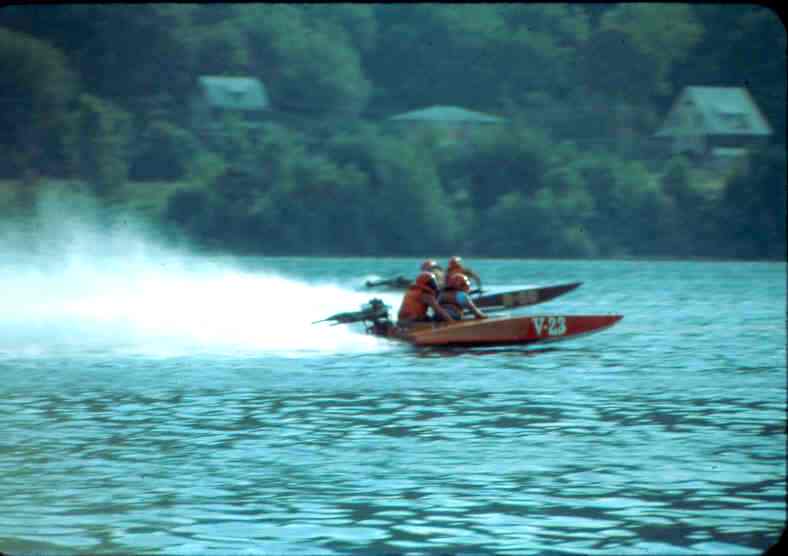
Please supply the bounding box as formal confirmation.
[0,190,392,358]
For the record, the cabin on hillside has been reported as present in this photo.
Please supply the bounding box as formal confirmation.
[654,86,772,169]
[191,76,270,136]
[387,105,506,149]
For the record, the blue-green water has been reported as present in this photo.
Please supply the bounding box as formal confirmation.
[1,256,785,555]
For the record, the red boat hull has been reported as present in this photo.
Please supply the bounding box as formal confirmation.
[389,314,622,348]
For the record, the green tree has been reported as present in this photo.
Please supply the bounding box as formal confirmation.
[581,5,702,150]
[85,6,196,109]
[265,154,373,254]
[498,4,590,100]
[129,121,200,182]
[305,4,378,55]
[72,94,132,196]
[210,123,305,252]
[474,187,597,258]
[164,188,212,245]
[170,122,459,256]
[574,154,659,257]
[472,143,599,259]
[443,120,552,212]
[238,5,371,117]
[370,4,588,111]
[190,20,251,76]
[0,27,77,179]
[323,125,460,254]
[598,4,703,97]
[719,145,787,259]
[658,156,696,256]
[1,5,199,126]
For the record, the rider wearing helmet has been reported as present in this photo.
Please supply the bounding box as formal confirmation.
[446,256,482,290]
[420,259,445,288]
[438,271,487,321]
[398,271,455,324]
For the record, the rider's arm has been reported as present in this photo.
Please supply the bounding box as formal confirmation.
[425,294,455,322]
[465,268,482,289]
[457,291,487,319]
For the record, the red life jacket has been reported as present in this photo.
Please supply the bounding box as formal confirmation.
[397,284,434,321]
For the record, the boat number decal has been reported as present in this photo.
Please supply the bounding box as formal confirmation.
[533,316,567,336]
[503,290,539,307]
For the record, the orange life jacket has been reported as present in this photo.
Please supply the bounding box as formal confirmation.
[398,284,434,321]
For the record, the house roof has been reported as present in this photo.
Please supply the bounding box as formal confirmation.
[389,105,505,124]
[656,86,772,137]
[198,76,269,111]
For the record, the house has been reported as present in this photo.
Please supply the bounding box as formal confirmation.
[191,76,270,134]
[387,105,506,148]
[654,86,772,166]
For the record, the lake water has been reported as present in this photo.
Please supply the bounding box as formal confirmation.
[0,253,784,555]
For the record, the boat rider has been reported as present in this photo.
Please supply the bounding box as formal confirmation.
[419,259,445,288]
[446,256,482,290]
[397,271,456,325]
[438,273,488,321]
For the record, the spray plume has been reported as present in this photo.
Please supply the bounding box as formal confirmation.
[0,189,391,358]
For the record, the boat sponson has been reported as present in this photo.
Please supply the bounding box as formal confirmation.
[399,314,622,347]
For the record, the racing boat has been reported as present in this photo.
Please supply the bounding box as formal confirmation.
[366,280,582,312]
[314,299,622,349]
[473,281,581,311]
[364,276,411,290]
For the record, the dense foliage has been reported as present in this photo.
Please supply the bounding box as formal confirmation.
[0,4,784,259]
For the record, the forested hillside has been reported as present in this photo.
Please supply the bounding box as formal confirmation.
[0,4,784,259]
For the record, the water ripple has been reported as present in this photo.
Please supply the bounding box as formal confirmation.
[1,260,784,554]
